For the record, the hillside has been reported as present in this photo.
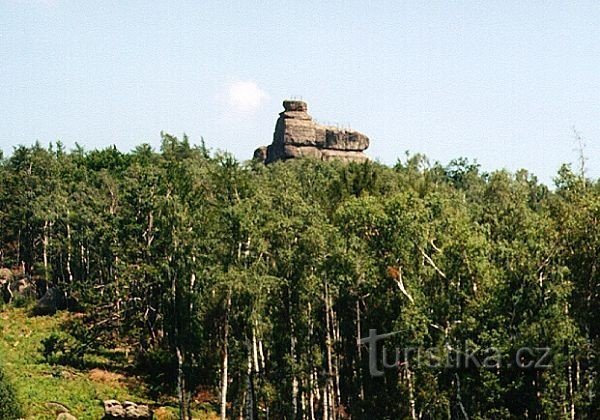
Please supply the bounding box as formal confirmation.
[0,137,599,418]
[0,305,217,419]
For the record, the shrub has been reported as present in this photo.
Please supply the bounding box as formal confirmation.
[41,331,85,367]
[11,293,33,308]
[136,347,178,397]
[0,364,23,419]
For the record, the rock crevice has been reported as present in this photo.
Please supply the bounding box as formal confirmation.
[254,100,370,164]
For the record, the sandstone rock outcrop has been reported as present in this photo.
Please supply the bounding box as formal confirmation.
[254,100,370,164]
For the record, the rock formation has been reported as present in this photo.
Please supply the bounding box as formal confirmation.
[254,100,370,164]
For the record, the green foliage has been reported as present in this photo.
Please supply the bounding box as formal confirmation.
[0,137,599,418]
[136,347,178,396]
[0,307,153,419]
[11,293,34,308]
[0,364,22,420]
[41,331,84,367]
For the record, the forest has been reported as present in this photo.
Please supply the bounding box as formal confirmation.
[0,134,599,419]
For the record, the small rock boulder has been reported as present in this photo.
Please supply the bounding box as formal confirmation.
[123,401,152,419]
[325,129,369,151]
[0,267,13,284]
[33,288,67,316]
[103,400,152,419]
[103,400,125,419]
[253,146,268,162]
[283,99,308,112]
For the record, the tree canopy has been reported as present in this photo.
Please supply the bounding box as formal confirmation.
[0,136,598,419]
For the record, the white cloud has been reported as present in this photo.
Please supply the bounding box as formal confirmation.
[226,81,268,113]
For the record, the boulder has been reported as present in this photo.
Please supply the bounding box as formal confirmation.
[123,401,152,419]
[33,288,67,316]
[103,400,126,419]
[103,400,152,419]
[0,268,13,284]
[253,146,268,162]
[45,401,73,419]
[283,100,308,112]
[325,129,369,151]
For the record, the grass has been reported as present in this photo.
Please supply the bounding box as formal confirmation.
[0,304,218,419]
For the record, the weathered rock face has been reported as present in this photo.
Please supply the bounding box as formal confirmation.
[254,100,370,164]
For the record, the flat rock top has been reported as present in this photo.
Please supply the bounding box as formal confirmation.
[283,100,307,112]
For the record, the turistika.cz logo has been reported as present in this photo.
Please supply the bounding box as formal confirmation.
[358,329,552,377]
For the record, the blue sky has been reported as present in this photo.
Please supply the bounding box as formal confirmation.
[1,1,599,184]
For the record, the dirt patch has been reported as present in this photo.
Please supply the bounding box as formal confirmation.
[153,406,178,420]
[89,368,126,386]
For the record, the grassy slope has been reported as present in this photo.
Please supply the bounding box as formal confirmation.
[0,305,155,419]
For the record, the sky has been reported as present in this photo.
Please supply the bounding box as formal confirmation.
[1,1,599,184]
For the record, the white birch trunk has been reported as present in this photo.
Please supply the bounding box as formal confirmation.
[221,291,231,420]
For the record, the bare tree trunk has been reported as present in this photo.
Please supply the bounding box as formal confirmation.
[251,325,260,417]
[323,385,330,420]
[258,335,266,372]
[246,341,255,420]
[221,291,232,420]
[252,324,260,375]
[568,362,575,420]
[565,303,575,420]
[301,390,307,420]
[454,373,468,420]
[16,229,21,270]
[309,369,317,420]
[407,366,417,420]
[66,211,73,283]
[286,284,299,419]
[576,358,581,391]
[308,302,316,420]
[355,299,365,413]
[185,263,196,420]
[257,331,267,418]
[176,346,187,420]
[42,220,49,282]
[332,304,341,411]
[86,240,90,278]
[291,321,299,419]
[324,280,335,420]
[114,255,121,328]
[239,382,246,420]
